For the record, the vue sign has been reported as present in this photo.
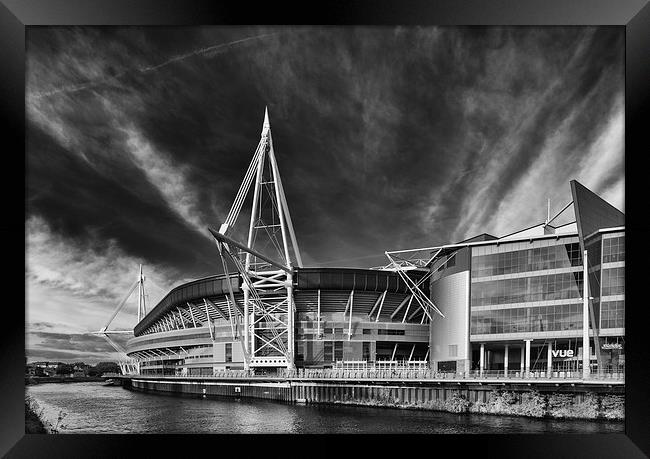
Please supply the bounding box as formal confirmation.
[552,349,574,358]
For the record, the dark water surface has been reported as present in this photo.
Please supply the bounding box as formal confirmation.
[26,382,624,434]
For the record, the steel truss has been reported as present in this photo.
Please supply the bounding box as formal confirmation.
[383,251,446,324]
[210,108,302,371]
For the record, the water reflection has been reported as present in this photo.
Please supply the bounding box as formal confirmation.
[26,383,623,434]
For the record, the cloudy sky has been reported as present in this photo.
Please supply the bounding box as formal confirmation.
[26,26,624,363]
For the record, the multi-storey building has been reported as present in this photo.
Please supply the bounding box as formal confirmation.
[429,180,624,376]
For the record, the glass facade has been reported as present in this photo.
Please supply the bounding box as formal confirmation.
[471,303,582,334]
[602,235,625,263]
[602,267,625,296]
[600,300,625,329]
[470,237,586,338]
[471,243,581,278]
[471,271,583,306]
[469,229,624,354]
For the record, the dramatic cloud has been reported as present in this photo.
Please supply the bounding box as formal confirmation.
[25,215,190,361]
[26,26,624,362]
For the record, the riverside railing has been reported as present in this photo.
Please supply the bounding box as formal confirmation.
[118,368,624,381]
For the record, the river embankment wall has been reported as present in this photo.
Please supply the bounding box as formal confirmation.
[26,376,105,385]
[122,376,624,420]
[25,400,48,434]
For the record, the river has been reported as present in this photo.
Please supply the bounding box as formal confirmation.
[26,382,624,434]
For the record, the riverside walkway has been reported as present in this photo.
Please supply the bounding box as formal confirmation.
[106,368,624,386]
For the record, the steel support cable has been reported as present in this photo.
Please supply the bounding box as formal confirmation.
[223,294,237,339]
[218,244,239,340]
[225,142,264,226]
[546,201,574,226]
[100,333,127,357]
[225,151,261,228]
[226,157,259,227]
[103,280,140,330]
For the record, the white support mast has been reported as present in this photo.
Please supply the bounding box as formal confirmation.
[582,249,590,379]
[212,107,302,372]
[91,265,147,375]
[137,264,146,322]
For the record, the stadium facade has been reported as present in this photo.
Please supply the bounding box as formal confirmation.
[128,268,430,375]
[123,111,624,377]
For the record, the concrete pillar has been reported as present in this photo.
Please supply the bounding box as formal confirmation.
[525,340,532,375]
[520,344,525,375]
[504,345,509,377]
[547,343,553,377]
[582,249,590,379]
[479,343,485,376]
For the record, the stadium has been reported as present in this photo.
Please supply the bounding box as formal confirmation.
[123,109,436,376]
[127,268,431,375]
[121,109,624,379]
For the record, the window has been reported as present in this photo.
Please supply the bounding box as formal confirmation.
[324,341,333,361]
[362,329,372,335]
[324,328,333,334]
[334,328,343,335]
[601,300,625,329]
[362,342,371,361]
[334,341,343,361]
[602,267,625,296]
[602,236,625,263]
[377,329,405,336]
[225,343,232,363]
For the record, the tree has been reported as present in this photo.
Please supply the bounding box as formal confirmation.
[93,362,120,375]
[87,367,100,377]
[55,364,73,375]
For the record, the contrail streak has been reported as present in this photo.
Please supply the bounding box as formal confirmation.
[31,32,278,100]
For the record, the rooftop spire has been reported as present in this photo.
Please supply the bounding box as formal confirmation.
[262,105,270,134]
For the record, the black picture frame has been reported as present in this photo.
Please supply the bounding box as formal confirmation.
[3,0,649,457]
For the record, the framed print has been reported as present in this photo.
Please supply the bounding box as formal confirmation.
[3,0,649,457]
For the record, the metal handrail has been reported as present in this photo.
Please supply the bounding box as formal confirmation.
[123,368,624,382]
